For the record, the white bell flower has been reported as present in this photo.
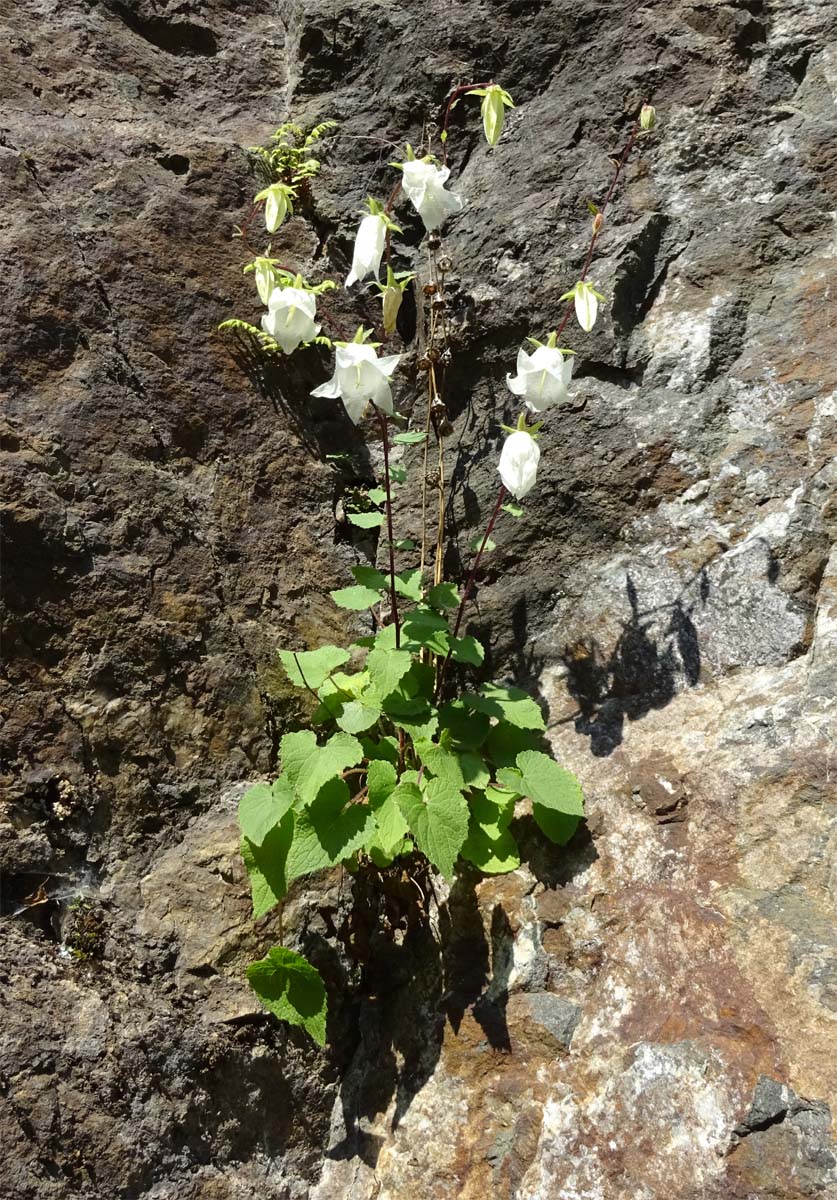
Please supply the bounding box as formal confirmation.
[312,334,401,424]
[498,429,540,500]
[346,213,387,288]
[255,183,295,233]
[561,279,605,333]
[507,338,573,413]
[261,286,320,354]
[400,159,463,232]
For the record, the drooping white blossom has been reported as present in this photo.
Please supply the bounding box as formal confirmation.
[506,342,573,413]
[346,213,387,288]
[560,279,605,333]
[261,286,320,354]
[498,430,541,500]
[312,338,401,424]
[255,183,295,234]
[249,257,279,305]
[466,84,515,146]
[400,159,463,232]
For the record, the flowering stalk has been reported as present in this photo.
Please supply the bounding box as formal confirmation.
[376,408,401,648]
[439,80,494,163]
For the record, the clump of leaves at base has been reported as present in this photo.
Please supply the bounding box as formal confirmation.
[239,571,584,1043]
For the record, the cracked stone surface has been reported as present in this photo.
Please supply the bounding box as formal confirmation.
[2,0,837,1197]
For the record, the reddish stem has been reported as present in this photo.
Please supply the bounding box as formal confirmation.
[435,484,506,702]
[440,80,494,164]
[377,408,401,648]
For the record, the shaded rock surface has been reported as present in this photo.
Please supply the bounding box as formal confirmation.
[2,0,837,1197]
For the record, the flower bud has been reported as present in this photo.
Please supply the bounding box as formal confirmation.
[591,212,604,236]
[382,285,403,334]
[640,104,656,131]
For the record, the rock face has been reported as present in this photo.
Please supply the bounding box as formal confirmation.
[2,0,837,1197]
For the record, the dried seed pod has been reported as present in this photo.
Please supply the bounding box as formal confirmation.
[437,256,453,273]
[431,296,447,311]
[428,232,442,250]
[426,347,441,363]
[440,348,453,367]
[417,355,432,371]
[423,282,438,296]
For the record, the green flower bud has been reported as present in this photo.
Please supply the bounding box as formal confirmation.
[640,104,656,132]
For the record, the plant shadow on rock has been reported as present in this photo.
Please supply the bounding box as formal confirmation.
[562,570,706,757]
[322,833,590,1168]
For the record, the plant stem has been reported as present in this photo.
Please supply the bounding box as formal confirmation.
[435,484,506,701]
[439,80,494,164]
[554,106,645,341]
[377,408,401,647]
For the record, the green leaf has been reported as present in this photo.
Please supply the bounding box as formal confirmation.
[241,816,294,916]
[470,788,515,834]
[394,568,423,600]
[438,700,491,749]
[348,511,384,529]
[395,660,435,702]
[427,582,460,609]
[464,684,545,731]
[280,730,363,807]
[367,487,388,505]
[392,431,427,445]
[330,585,382,610]
[239,776,295,846]
[394,779,468,879]
[351,565,388,591]
[367,760,408,854]
[495,766,523,794]
[279,646,350,690]
[460,752,491,791]
[515,750,584,816]
[247,946,328,1046]
[401,607,450,655]
[389,466,408,485]
[394,536,415,549]
[366,645,413,699]
[460,825,520,874]
[469,535,496,553]
[502,502,524,518]
[360,734,400,763]
[484,721,542,768]
[286,777,374,881]
[414,740,465,790]
[449,635,484,666]
[336,699,382,734]
[532,808,581,845]
[384,699,439,741]
[367,835,410,868]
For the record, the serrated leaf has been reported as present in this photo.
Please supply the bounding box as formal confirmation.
[241,816,294,916]
[401,607,450,655]
[496,766,523,793]
[392,431,427,445]
[389,466,408,485]
[394,568,423,600]
[279,646,350,690]
[464,684,545,731]
[460,752,491,791]
[414,740,465,790]
[484,721,542,768]
[449,635,484,666]
[360,734,400,763]
[460,825,521,874]
[396,660,435,702]
[438,700,491,749]
[351,565,388,591]
[516,750,584,817]
[367,834,410,868]
[533,807,581,845]
[469,535,496,552]
[247,946,328,1045]
[470,788,515,834]
[336,699,381,734]
[427,582,460,609]
[502,502,524,518]
[394,779,468,879]
[367,760,408,853]
[330,585,383,610]
[385,700,439,741]
[348,511,385,529]
[367,487,388,504]
[280,730,363,807]
[366,645,413,699]
[286,777,374,881]
[239,776,295,846]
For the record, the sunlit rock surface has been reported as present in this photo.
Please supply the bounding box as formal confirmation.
[2,0,836,1196]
